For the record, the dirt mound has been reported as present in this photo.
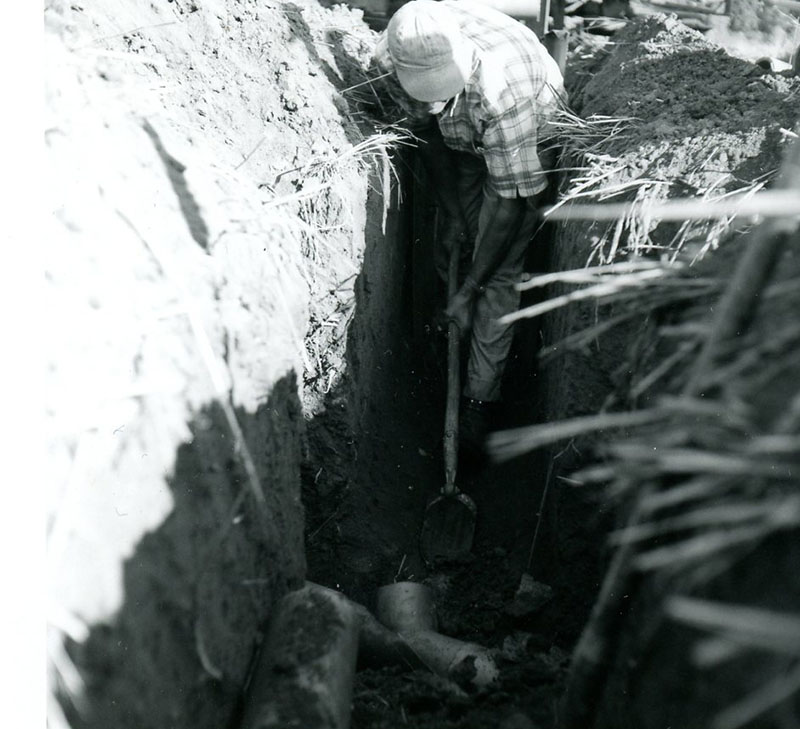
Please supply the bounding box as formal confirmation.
[544,14,800,430]
[45,1,392,727]
[580,15,797,146]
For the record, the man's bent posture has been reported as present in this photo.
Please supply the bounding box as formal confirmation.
[374,0,566,449]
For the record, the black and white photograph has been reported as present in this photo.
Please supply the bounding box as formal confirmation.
[38,0,800,727]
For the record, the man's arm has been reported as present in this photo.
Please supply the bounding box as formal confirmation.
[466,193,529,288]
[443,96,550,331]
[445,191,538,333]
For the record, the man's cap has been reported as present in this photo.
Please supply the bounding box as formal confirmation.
[386,0,474,103]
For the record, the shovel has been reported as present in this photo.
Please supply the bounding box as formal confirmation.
[420,238,477,564]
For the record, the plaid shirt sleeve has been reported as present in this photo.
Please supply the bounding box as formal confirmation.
[481,98,548,197]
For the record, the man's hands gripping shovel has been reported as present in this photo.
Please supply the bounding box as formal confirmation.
[436,193,535,338]
[444,275,480,336]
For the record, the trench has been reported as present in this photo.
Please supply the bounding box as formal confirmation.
[46,3,800,728]
[299,151,609,727]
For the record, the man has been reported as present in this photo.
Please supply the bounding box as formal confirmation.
[374,0,566,449]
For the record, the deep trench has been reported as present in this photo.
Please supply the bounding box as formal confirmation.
[46,3,800,727]
[301,150,611,727]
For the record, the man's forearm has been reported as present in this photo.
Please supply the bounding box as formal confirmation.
[444,191,537,334]
[466,193,529,288]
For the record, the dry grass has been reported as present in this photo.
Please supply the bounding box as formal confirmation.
[262,128,411,405]
[546,106,636,158]
[500,263,696,325]
[494,125,800,726]
[544,187,798,224]
[541,247,800,725]
[543,102,791,265]
[667,596,800,729]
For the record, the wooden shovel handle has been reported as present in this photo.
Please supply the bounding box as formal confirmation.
[444,238,460,495]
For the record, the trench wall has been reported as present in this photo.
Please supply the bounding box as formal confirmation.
[44,1,398,727]
[544,15,799,432]
[301,158,412,591]
[543,15,800,729]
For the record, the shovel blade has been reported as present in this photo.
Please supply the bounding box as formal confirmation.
[420,492,477,565]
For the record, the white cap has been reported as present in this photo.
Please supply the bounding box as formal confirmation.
[386,0,474,102]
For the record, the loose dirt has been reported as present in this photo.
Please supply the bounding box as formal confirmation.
[47,1,800,727]
[306,12,800,729]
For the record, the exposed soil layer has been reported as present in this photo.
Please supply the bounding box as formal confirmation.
[307,13,800,729]
[543,15,800,434]
[47,2,800,728]
[45,1,390,727]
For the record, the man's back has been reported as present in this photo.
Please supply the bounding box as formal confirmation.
[435,0,566,197]
[441,0,565,114]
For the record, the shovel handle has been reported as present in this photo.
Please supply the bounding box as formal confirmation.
[443,238,460,495]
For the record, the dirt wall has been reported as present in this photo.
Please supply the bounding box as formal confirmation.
[544,15,800,729]
[301,159,417,602]
[544,14,799,433]
[45,1,393,727]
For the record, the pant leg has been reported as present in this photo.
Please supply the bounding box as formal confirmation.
[464,196,540,403]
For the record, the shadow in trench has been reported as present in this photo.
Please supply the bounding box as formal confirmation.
[302,147,445,609]
[301,139,607,657]
[57,377,307,729]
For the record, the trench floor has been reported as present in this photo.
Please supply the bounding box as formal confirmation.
[307,292,608,727]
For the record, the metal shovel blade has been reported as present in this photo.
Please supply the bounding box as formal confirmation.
[420,491,477,565]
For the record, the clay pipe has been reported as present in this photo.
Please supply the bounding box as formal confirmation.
[375,581,500,690]
[239,583,358,729]
[306,582,426,671]
[312,581,498,689]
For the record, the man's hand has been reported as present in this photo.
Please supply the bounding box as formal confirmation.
[445,277,481,335]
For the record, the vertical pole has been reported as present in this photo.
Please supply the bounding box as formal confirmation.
[443,238,461,495]
[538,0,551,39]
[543,0,567,77]
[544,30,569,76]
[552,0,565,30]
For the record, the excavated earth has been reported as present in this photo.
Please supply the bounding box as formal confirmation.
[46,2,799,729]
[337,16,800,729]
[46,1,396,726]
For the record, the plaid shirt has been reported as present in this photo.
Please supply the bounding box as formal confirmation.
[375,0,566,198]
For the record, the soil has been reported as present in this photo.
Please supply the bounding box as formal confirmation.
[45,1,391,727]
[46,1,800,728]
